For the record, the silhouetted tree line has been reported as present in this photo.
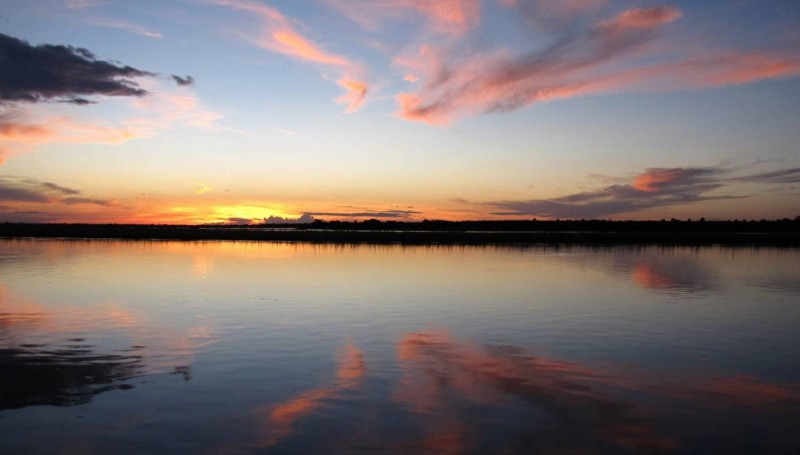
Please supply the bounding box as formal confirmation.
[1,218,799,245]
[300,217,800,233]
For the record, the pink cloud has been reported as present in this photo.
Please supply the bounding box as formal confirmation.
[328,0,480,35]
[602,6,682,30]
[394,5,800,125]
[632,168,691,192]
[0,83,223,162]
[336,77,369,113]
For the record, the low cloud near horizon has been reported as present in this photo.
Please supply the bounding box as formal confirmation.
[0,176,113,222]
[483,166,800,219]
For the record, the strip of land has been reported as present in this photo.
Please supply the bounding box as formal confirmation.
[2,220,799,246]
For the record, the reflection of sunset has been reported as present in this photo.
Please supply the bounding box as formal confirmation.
[632,263,675,289]
[192,254,214,278]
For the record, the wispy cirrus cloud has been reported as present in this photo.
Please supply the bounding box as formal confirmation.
[0,83,221,162]
[327,0,480,36]
[214,0,369,113]
[484,166,800,219]
[65,0,108,10]
[87,19,163,39]
[394,5,800,124]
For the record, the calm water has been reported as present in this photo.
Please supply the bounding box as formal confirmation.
[1,239,799,454]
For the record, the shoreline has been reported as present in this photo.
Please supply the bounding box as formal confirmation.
[2,223,799,246]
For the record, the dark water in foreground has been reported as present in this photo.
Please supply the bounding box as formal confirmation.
[1,239,799,454]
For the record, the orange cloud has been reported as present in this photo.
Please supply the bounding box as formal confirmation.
[215,0,351,66]
[269,30,349,66]
[0,113,136,160]
[0,120,54,140]
[632,168,688,192]
[336,78,369,113]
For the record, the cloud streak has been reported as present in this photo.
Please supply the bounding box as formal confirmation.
[214,0,368,113]
[394,5,800,124]
[308,209,421,219]
[87,19,164,39]
[486,166,800,219]
[328,0,480,36]
[0,176,112,207]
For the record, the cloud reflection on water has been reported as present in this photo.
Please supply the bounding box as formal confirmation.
[257,340,366,447]
[230,330,800,454]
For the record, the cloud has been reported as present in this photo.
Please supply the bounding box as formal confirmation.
[502,0,606,31]
[727,167,800,185]
[327,0,480,36]
[61,197,113,206]
[227,217,256,225]
[194,181,213,195]
[602,5,682,29]
[171,75,195,87]
[214,0,369,113]
[485,166,800,219]
[394,6,799,124]
[0,33,221,162]
[0,109,136,160]
[308,209,421,219]
[88,19,163,39]
[0,81,223,162]
[0,33,154,105]
[0,176,111,206]
[263,213,315,224]
[65,0,107,9]
[336,78,368,113]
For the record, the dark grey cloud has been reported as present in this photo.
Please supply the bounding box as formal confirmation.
[228,217,257,225]
[0,176,111,206]
[485,165,797,219]
[727,167,800,184]
[171,75,194,87]
[0,209,56,223]
[0,33,153,105]
[61,197,112,206]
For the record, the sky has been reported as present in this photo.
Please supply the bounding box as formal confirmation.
[1,0,799,224]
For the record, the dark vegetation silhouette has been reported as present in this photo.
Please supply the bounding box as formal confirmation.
[1,218,799,245]
[0,343,143,409]
[0,342,192,410]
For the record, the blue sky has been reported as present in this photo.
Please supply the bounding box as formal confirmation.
[1,0,798,223]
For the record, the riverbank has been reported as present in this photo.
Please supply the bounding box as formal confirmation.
[2,222,799,246]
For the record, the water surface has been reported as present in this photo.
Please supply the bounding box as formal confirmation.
[1,239,799,454]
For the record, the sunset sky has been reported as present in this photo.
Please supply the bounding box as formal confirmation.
[1,0,799,224]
